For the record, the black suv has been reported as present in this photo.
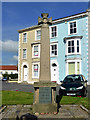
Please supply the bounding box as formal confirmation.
[59,74,87,97]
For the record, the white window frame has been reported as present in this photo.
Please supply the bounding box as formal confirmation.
[50,25,58,38]
[32,44,40,58]
[32,62,40,79]
[22,48,27,59]
[66,39,81,55]
[66,59,81,75]
[50,43,58,57]
[35,29,41,41]
[22,32,27,43]
[68,21,77,35]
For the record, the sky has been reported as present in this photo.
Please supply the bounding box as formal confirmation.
[1,1,89,65]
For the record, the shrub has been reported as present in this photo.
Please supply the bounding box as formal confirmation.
[2,73,18,80]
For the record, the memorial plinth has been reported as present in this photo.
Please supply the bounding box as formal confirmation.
[33,13,57,113]
[33,82,57,113]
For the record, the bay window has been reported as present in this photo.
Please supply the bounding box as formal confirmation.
[66,39,81,55]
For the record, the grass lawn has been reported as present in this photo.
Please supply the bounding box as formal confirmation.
[61,96,89,110]
[2,90,33,105]
[1,90,90,110]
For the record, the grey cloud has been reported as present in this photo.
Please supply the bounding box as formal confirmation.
[0,40,18,53]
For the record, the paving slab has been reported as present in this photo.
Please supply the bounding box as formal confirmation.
[0,105,89,120]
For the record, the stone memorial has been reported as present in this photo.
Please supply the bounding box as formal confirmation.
[33,13,57,113]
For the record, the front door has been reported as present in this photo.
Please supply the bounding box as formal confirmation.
[24,66,28,81]
[51,62,58,82]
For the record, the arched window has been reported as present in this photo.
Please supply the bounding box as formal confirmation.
[52,63,57,67]
[23,65,27,68]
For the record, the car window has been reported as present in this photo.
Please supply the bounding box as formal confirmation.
[64,76,73,83]
[64,75,84,82]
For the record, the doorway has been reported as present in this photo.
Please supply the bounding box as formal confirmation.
[23,65,28,81]
[51,61,58,83]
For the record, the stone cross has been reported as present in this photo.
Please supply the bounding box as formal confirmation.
[38,13,52,25]
[38,13,52,82]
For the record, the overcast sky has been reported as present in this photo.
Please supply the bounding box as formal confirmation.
[1,1,89,65]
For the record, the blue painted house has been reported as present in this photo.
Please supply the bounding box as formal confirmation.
[18,9,90,85]
[49,10,89,84]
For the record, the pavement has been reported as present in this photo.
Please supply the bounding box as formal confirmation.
[0,105,89,120]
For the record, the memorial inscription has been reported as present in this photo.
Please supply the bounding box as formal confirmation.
[39,87,52,104]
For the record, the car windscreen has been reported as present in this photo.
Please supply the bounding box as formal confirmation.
[63,75,83,83]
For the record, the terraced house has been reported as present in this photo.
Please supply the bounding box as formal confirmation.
[18,9,90,85]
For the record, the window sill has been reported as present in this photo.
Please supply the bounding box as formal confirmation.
[22,42,27,44]
[32,56,40,59]
[35,39,40,41]
[22,58,27,60]
[68,33,78,36]
[65,53,81,56]
[32,77,39,79]
[50,36,58,39]
[50,55,58,58]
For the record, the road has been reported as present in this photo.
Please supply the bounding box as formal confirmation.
[2,81,34,93]
[1,81,90,98]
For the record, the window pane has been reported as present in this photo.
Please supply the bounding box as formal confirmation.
[55,51,57,55]
[74,28,76,33]
[51,26,57,37]
[70,29,73,34]
[52,27,54,31]
[68,41,71,46]
[70,22,76,34]
[52,33,54,37]
[72,47,74,53]
[34,64,38,77]
[55,32,57,37]
[34,46,38,56]
[52,26,56,31]
[74,22,76,27]
[52,45,54,50]
[77,47,79,52]
[34,46,38,51]
[23,33,27,42]
[72,41,74,46]
[77,40,79,45]
[23,49,26,58]
[68,47,71,53]
[36,30,41,40]
[51,44,57,56]
[34,52,38,56]
[77,40,79,53]
[55,45,57,49]
[70,23,73,28]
